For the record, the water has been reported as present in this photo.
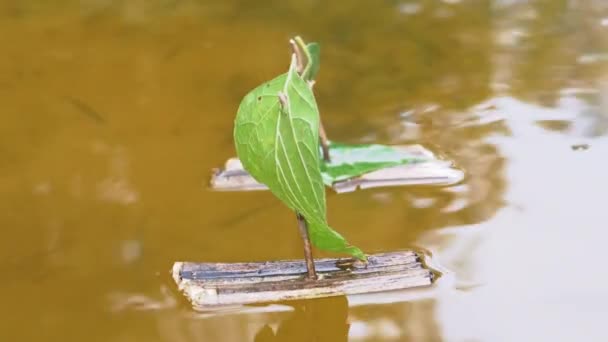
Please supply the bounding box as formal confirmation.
[1,1,607,341]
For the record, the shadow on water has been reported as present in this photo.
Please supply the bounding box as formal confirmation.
[254,296,350,342]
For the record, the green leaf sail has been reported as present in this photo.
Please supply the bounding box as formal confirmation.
[233,60,365,261]
[304,42,320,81]
[320,141,430,185]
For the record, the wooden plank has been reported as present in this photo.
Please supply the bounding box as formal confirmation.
[209,144,464,193]
[172,251,434,309]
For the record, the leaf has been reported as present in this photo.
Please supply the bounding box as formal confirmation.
[320,142,430,185]
[233,58,366,261]
[304,42,320,81]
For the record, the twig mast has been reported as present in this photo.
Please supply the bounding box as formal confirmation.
[290,37,331,163]
[286,36,335,280]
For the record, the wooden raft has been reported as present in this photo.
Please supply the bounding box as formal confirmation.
[172,251,434,309]
[209,145,464,193]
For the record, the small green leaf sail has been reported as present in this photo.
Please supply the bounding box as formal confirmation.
[304,42,320,81]
[320,142,430,185]
[234,58,366,261]
[292,36,320,82]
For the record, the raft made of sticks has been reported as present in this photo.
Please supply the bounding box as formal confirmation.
[172,250,434,310]
[209,145,464,193]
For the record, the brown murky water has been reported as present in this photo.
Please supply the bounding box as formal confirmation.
[2,1,608,341]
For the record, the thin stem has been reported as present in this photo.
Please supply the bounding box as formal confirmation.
[318,122,331,162]
[308,81,331,162]
[289,39,304,74]
[278,91,288,108]
[291,36,331,162]
[294,36,312,81]
[296,213,317,280]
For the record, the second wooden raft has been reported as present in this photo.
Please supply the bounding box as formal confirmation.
[172,250,434,310]
[209,144,464,193]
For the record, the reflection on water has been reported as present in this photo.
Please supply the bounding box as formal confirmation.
[422,94,608,341]
[254,297,350,342]
[1,0,607,341]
